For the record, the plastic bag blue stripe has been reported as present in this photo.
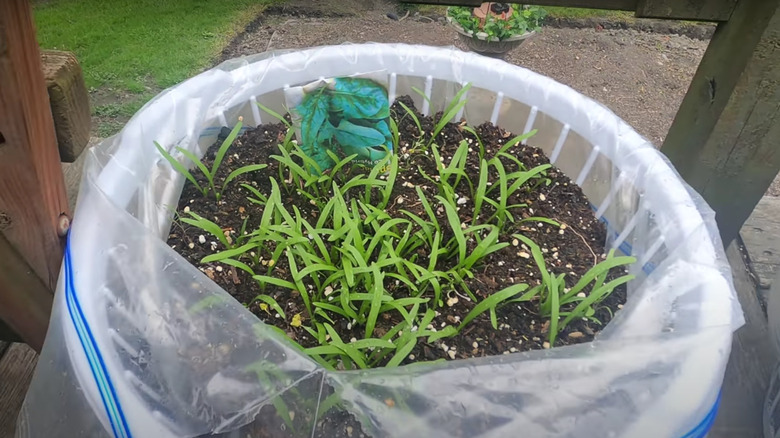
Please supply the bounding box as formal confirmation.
[64,243,129,438]
[681,391,721,438]
[64,238,132,438]
[64,259,121,438]
[64,243,130,438]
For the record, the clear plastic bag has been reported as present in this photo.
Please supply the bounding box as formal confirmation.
[18,44,743,438]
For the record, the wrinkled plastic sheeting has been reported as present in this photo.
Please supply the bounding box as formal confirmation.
[18,44,743,438]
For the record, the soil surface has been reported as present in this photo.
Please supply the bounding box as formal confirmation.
[168,97,626,364]
[173,97,627,437]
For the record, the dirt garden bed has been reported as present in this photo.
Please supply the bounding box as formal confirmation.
[168,94,632,436]
[166,94,630,365]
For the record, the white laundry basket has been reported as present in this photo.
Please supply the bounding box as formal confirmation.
[19,44,742,438]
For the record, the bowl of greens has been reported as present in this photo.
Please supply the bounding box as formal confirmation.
[447,3,547,58]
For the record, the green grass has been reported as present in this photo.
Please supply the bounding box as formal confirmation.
[34,0,279,135]
[34,0,275,91]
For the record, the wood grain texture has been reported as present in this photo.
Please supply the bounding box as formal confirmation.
[661,0,780,245]
[0,344,38,438]
[741,196,780,289]
[0,0,66,349]
[62,143,89,212]
[0,0,68,285]
[708,243,773,437]
[42,50,90,163]
[0,321,21,344]
[0,234,53,352]
[636,0,736,21]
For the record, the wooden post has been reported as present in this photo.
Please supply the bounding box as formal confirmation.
[42,50,91,163]
[660,0,780,245]
[0,0,68,351]
[635,0,736,21]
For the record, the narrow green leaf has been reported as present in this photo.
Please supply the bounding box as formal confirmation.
[155,141,205,195]
[416,186,440,233]
[350,338,396,350]
[305,345,345,357]
[313,302,351,319]
[181,212,230,248]
[436,195,467,263]
[257,102,292,128]
[241,183,267,204]
[461,226,500,270]
[253,275,297,291]
[219,258,255,276]
[431,83,471,141]
[176,146,215,194]
[323,324,368,369]
[365,266,385,339]
[386,336,417,368]
[459,283,534,330]
[398,101,422,135]
[549,270,560,345]
[222,164,267,195]
[426,325,458,343]
[561,254,637,302]
[507,164,551,196]
[562,275,634,329]
[212,119,243,181]
[461,125,485,161]
[497,129,538,155]
[518,216,560,228]
[473,159,489,220]
[298,263,339,278]
[285,249,311,317]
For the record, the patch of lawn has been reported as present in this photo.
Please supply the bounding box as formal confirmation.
[93,91,158,136]
[34,0,276,91]
[34,0,279,136]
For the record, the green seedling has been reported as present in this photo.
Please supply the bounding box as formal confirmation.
[155,117,266,200]
[514,233,635,345]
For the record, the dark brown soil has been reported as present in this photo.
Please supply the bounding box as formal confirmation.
[168,96,624,361]
[170,97,626,437]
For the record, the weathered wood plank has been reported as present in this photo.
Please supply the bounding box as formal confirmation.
[0,234,53,352]
[0,344,38,438]
[42,50,91,163]
[0,148,86,346]
[709,243,773,437]
[741,196,780,289]
[0,0,67,350]
[62,140,90,212]
[0,321,22,344]
[636,0,736,21]
[0,0,68,286]
[660,0,780,245]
